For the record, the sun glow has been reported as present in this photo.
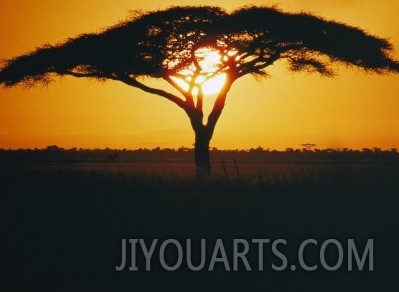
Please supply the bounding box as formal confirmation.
[201,73,227,95]
[170,47,228,96]
[196,48,222,74]
[171,73,227,95]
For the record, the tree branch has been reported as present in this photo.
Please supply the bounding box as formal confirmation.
[196,86,203,112]
[64,71,188,111]
[237,51,282,77]
[119,75,189,111]
[206,74,234,137]
[164,75,195,108]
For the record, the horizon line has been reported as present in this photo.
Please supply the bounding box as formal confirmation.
[1,145,398,152]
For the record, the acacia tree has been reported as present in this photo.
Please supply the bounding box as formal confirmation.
[1,6,399,175]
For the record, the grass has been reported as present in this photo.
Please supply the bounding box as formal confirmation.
[2,156,399,291]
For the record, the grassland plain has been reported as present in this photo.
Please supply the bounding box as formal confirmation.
[2,149,399,291]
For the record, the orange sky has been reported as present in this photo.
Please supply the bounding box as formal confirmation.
[1,0,399,150]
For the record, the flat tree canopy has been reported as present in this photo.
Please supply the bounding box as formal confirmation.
[1,6,398,87]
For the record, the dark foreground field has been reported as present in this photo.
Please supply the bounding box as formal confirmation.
[2,149,399,291]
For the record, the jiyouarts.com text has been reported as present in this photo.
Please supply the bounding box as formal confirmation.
[115,238,373,272]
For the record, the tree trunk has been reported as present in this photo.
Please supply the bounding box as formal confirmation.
[194,127,212,177]
[188,76,232,177]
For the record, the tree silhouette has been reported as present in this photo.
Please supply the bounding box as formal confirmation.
[1,6,399,175]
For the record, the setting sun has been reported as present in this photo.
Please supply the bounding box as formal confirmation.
[170,47,227,96]
[170,73,227,96]
[195,48,222,73]
[201,73,227,95]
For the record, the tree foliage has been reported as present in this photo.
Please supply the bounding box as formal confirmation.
[1,6,398,89]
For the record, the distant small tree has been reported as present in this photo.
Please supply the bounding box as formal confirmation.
[1,6,399,175]
[301,143,316,151]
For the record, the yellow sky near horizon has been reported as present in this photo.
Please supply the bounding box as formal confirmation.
[1,0,399,150]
